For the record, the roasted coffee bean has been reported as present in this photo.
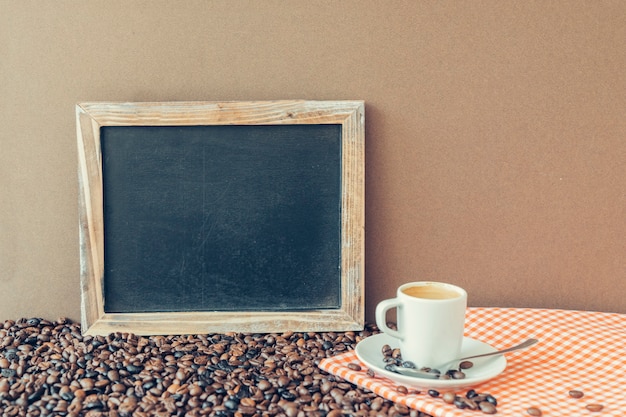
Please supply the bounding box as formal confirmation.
[396,385,408,395]
[454,397,468,409]
[479,401,497,414]
[568,389,584,398]
[281,390,297,401]
[485,393,497,406]
[126,364,142,374]
[257,379,272,391]
[223,397,239,410]
[428,389,440,397]
[347,363,361,371]
[27,318,41,327]
[277,375,291,387]
[27,385,45,403]
[442,392,456,404]
[381,344,392,356]
[464,398,478,410]
[84,399,105,410]
[459,360,473,369]
[527,406,543,416]
[326,410,343,417]
[585,404,604,412]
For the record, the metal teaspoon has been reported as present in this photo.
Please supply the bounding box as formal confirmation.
[387,338,539,379]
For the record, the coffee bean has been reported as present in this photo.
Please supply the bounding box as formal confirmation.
[277,375,291,387]
[126,364,142,374]
[454,397,468,409]
[428,389,440,397]
[527,406,543,416]
[79,378,95,390]
[466,398,479,410]
[84,399,105,410]
[326,410,343,417]
[479,401,497,414]
[224,398,239,410]
[568,389,584,398]
[347,362,361,371]
[585,404,604,412]
[396,385,408,395]
[442,392,456,404]
[459,360,474,369]
[27,318,41,327]
[257,379,272,391]
[485,394,498,406]
[27,385,45,403]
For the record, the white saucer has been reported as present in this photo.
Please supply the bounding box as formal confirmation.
[355,333,506,391]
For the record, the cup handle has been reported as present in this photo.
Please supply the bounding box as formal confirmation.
[375,298,404,341]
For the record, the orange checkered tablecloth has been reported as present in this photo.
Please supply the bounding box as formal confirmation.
[319,308,626,416]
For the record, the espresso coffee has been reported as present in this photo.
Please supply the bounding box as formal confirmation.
[402,284,461,300]
[376,281,467,368]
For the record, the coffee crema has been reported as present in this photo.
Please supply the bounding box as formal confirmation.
[402,284,461,300]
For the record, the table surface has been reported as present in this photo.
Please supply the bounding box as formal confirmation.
[319,307,626,417]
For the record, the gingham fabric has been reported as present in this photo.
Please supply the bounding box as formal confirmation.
[319,307,626,416]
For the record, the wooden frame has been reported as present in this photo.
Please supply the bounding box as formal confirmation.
[77,100,364,336]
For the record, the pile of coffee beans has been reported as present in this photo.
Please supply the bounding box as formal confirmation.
[381,344,469,380]
[0,317,438,417]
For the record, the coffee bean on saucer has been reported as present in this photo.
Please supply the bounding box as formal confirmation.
[382,344,392,357]
[459,360,474,369]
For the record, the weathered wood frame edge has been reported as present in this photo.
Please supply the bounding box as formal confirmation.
[76,100,365,336]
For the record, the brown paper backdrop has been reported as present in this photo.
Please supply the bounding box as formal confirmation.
[1,1,625,323]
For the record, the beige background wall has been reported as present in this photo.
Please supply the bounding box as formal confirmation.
[2,1,625,324]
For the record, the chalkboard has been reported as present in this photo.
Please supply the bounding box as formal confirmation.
[101,124,342,313]
[77,101,364,335]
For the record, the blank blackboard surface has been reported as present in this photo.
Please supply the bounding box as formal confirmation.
[78,100,364,335]
[100,124,342,313]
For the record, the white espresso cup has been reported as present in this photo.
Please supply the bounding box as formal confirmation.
[375,281,467,370]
